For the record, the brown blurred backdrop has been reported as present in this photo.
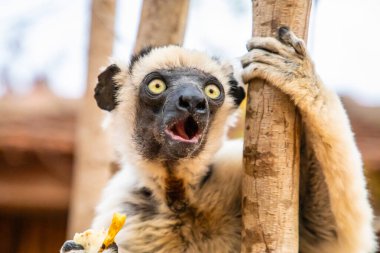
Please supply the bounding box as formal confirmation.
[1,0,379,252]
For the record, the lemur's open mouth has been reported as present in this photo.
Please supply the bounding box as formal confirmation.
[165,116,201,143]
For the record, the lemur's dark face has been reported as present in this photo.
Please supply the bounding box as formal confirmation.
[94,46,245,162]
[134,68,225,160]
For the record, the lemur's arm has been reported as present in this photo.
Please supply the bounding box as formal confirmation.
[240,27,376,253]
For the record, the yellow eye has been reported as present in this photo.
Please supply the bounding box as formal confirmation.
[204,84,221,99]
[147,79,166,94]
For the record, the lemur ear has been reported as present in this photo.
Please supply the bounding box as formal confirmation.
[228,74,246,107]
[94,64,121,111]
[220,60,246,107]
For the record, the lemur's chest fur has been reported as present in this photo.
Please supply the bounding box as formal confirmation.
[118,165,242,253]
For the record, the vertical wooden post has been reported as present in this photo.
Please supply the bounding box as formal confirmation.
[67,0,116,237]
[242,1,311,253]
[133,0,189,52]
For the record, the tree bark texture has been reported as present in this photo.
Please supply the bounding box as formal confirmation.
[134,0,189,53]
[242,1,311,253]
[67,0,116,238]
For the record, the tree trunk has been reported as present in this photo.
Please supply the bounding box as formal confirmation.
[242,1,312,253]
[67,0,116,238]
[134,0,189,52]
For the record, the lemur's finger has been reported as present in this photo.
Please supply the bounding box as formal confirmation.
[241,62,279,84]
[103,242,119,253]
[246,37,281,53]
[277,26,307,57]
[241,49,294,71]
[242,62,309,101]
[60,240,85,253]
[246,37,295,57]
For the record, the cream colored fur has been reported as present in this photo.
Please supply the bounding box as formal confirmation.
[93,140,243,253]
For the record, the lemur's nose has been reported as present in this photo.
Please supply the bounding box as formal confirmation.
[176,86,206,114]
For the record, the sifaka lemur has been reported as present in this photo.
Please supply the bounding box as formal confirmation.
[61,27,377,253]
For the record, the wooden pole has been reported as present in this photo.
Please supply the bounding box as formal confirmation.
[67,0,116,237]
[133,0,189,52]
[242,1,311,252]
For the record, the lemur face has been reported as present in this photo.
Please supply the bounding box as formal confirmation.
[94,46,245,162]
[135,68,225,159]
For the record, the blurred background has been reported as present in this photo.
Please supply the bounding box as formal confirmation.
[0,0,379,252]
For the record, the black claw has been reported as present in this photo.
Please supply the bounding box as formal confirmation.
[61,240,84,252]
[278,26,290,39]
[245,42,251,51]
[108,242,119,251]
[99,242,118,252]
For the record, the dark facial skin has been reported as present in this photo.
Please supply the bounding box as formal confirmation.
[133,68,225,161]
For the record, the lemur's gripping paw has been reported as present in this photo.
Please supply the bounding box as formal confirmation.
[60,240,85,253]
[241,26,321,107]
[60,240,118,253]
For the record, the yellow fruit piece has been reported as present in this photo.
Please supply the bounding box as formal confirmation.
[99,213,127,252]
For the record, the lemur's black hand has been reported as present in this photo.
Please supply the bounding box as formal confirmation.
[60,240,84,253]
[60,240,118,253]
